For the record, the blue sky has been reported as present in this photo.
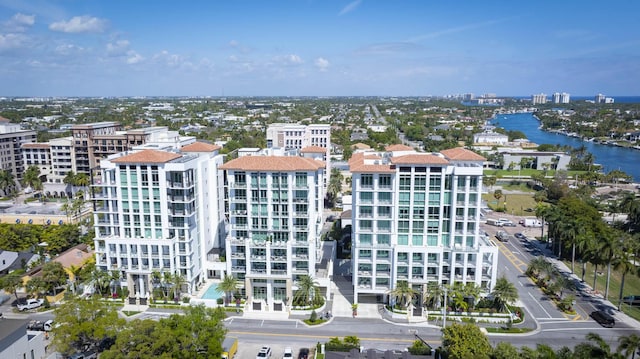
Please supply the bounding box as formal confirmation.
[1,0,638,97]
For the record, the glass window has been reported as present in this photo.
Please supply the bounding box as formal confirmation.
[412,235,423,246]
[378,192,391,203]
[361,174,373,187]
[360,192,373,203]
[398,235,408,245]
[399,192,410,205]
[359,233,372,244]
[379,175,392,188]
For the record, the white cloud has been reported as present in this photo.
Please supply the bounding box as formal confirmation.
[338,0,362,16]
[126,51,144,64]
[5,13,35,32]
[0,33,28,52]
[273,54,303,66]
[49,15,107,33]
[228,39,250,53]
[55,43,84,56]
[314,57,330,71]
[106,40,130,56]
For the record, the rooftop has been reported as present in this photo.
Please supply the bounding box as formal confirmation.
[220,156,325,171]
[111,149,182,164]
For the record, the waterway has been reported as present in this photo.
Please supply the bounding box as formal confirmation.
[490,113,640,182]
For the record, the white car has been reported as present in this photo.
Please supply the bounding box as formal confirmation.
[17,298,44,311]
[283,347,293,359]
[256,346,272,359]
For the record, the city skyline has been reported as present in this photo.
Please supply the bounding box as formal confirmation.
[1,0,639,97]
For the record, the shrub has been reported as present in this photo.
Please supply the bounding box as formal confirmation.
[310,310,318,323]
[216,298,223,305]
[408,340,432,355]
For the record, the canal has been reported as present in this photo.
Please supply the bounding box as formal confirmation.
[490,113,640,182]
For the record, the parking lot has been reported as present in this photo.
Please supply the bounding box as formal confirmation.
[236,343,312,359]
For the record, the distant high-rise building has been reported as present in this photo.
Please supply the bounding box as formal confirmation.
[552,92,570,104]
[531,93,547,105]
[463,93,474,101]
[595,93,606,103]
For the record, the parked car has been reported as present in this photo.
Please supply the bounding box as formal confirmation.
[256,346,272,359]
[590,310,615,328]
[283,347,293,359]
[17,298,44,311]
[622,295,640,306]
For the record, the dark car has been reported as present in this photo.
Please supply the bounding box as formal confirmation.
[590,310,615,328]
[514,232,526,240]
[298,348,309,359]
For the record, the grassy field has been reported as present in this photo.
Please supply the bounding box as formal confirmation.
[482,193,539,216]
[562,260,640,321]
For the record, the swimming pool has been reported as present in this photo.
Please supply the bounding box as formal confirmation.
[200,283,222,300]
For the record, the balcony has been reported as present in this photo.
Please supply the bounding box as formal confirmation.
[231,252,246,259]
[231,183,247,189]
[231,266,246,273]
[270,270,287,276]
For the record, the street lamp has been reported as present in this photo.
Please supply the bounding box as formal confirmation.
[442,287,448,329]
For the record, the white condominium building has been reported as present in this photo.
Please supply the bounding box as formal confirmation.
[349,145,499,304]
[0,120,37,181]
[91,142,225,304]
[531,93,547,105]
[220,155,325,313]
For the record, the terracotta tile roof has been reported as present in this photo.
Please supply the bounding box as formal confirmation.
[22,143,51,149]
[220,156,325,171]
[385,144,414,151]
[348,152,395,173]
[181,141,221,152]
[300,146,327,153]
[391,154,449,165]
[441,147,486,161]
[351,143,371,149]
[112,149,182,164]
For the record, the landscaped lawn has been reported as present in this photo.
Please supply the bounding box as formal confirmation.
[482,193,539,216]
[562,260,640,322]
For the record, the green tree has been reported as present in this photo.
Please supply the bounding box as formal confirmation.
[615,247,637,311]
[491,276,518,312]
[99,319,174,359]
[483,176,496,191]
[23,165,43,193]
[293,275,320,307]
[492,341,520,359]
[423,282,444,310]
[442,323,492,359]
[0,271,24,301]
[52,297,125,355]
[0,169,17,197]
[40,261,67,295]
[618,334,640,359]
[572,332,617,359]
[388,280,417,308]
[217,274,239,306]
[493,189,503,210]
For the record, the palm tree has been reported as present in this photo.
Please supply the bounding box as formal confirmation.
[293,275,320,307]
[423,282,444,310]
[483,176,496,191]
[217,274,239,306]
[388,280,417,308]
[599,231,621,300]
[493,189,503,210]
[463,282,481,310]
[23,165,43,195]
[0,169,16,197]
[491,276,518,312]
[171,272,187,300]
[614,247,637,311]
[618,334,640,359]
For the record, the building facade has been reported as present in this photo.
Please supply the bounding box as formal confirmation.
[91,142,225,303]
[531,93,547,105]
[0,121,37,181]
[349,147,499,304]
[220,155,325,312]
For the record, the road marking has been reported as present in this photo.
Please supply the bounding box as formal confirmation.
[572,315,582,321]
[528,292,552,318]
[496,241,527,273]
